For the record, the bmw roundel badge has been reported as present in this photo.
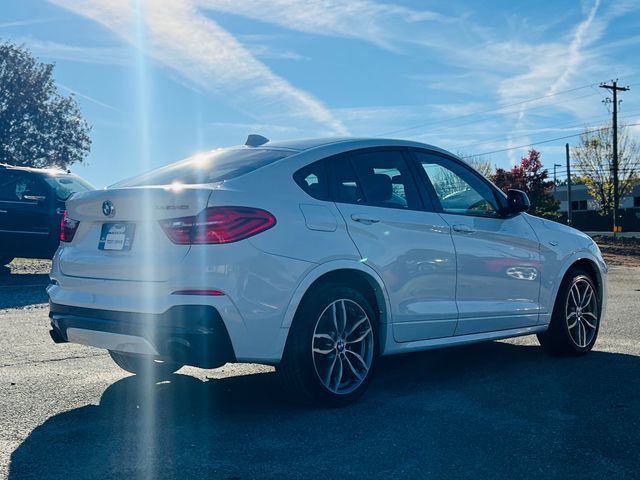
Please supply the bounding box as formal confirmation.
[102,200,115,217]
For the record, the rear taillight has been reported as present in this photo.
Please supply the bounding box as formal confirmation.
[159,206,276,245]
[60,211,80,242]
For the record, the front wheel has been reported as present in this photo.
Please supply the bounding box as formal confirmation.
[277,284,378,407]
[108,350,183,379]
[537,270,601,356]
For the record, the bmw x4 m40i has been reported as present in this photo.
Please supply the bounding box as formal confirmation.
[48,137,607,406]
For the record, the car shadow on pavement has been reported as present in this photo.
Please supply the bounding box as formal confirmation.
[0,270,49,309]
[8,341,640,480]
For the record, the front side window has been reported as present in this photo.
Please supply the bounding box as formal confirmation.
[415,152,501,217]
[347,150,421,209]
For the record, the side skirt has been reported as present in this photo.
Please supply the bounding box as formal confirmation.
[382,325,549,356]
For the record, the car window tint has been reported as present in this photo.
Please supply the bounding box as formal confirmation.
[293,160,330,201]
[349,150,420,209]
[415,152,500,217]
[0,173,19,201]
[113,148,292,187]
[44,176,94,200]
[20,177,47,199]
[0,174,45,202]
[331,157,365,204]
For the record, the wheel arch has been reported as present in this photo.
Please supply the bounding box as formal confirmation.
[551,253,606,317]
[281,261,392,344]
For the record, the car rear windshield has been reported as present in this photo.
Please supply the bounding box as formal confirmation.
[44,175,94,200]
[113,148,292,187]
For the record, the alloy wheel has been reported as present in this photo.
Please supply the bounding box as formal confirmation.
[565,278,598,348]
[311,299,374,395]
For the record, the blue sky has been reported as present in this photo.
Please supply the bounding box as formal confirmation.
[1,0,640,187]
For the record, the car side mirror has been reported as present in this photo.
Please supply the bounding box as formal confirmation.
[506,189,530,214]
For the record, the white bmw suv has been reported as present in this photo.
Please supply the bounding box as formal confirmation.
[48,136,607,406]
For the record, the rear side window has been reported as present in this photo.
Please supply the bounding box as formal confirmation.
[44,175,94,200]
[331,157,366,204]
[293,160,330,201]
[0,173,46,202]
[337,150,421,209]
[113,148,292,187]
[0,172,20,201]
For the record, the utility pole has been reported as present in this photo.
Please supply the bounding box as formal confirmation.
[566,143,572,226]
[600,80,630,234]
[553,163,562,191]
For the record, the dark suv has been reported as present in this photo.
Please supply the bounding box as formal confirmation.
[0,164,94,266]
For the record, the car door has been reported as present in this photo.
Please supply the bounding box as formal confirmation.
[329,148,458,342]
[0,171,53,257]
[411,150,542,336]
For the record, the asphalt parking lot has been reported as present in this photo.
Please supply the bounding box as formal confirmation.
[1,263,639,479]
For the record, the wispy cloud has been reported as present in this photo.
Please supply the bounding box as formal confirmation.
[245,44,308,61]
[208,121,301,134]
[15,37,128,65]
[198,0,453,50]
[0,17,62,28]
[58,83,119,111]
[48,0,347,134]
[548,0,602,96]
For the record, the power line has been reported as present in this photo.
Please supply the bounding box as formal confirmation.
[402,90,604,139]
[450,110,640,152]
[460,122,640,158]
[375,83,599,137]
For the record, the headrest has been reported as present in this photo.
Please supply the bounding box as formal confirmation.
[365,174,393,202]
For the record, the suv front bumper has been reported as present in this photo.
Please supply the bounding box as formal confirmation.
[49,302,236,368]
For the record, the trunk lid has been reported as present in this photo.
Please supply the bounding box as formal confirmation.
[58,186,213,281]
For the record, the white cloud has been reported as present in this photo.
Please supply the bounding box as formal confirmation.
[208,121,301,134]
[547,0,601,96]
[48,0,348,135]
[244,44,308,61]
[0,17,62,28]
[198,0,453,50]
[15,37,128,65]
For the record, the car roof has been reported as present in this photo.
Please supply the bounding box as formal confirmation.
[252,137,455,157]
[0,163,73,176]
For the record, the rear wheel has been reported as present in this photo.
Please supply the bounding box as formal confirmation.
[108,351,182,379]
[278,284,378,407]
[537,269,600,356]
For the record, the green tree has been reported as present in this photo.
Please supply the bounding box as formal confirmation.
[0,41,91,168]
[571,125,639,219]
[492,149,560,220]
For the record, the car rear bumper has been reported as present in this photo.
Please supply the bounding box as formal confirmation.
[49,302,236,368]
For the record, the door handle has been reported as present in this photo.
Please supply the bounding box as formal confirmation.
[452,224,475,233]
[351,214,380,225]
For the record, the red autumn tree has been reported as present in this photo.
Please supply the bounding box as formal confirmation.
[492,149,560,220]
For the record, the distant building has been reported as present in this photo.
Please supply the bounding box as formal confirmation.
[553,183,640,232]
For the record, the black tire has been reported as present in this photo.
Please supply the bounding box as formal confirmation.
[108,350,182,379]
[537,269,601,356]
[277,283,379,407]
[0,256,14,267]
